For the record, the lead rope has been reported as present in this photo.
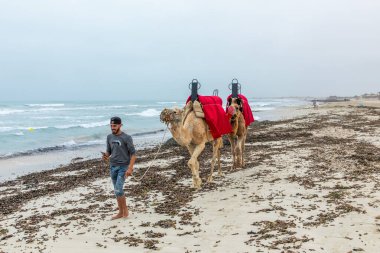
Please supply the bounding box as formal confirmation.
[133,126,169,181]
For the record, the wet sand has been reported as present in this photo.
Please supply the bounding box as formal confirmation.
[0,101,379,253]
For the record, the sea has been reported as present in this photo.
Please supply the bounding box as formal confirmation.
[0,98,311,181]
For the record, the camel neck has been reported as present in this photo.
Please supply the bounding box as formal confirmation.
[169,121,183,140]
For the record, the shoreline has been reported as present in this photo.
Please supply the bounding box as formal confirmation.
[0,131,171,182]
[0,103,309,182]
[1,101,379,252]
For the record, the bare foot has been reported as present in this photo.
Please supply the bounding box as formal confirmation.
[123,210,129,218]
[111,213,123,220]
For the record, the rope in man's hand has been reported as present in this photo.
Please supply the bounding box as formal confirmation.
[133,126,168,182]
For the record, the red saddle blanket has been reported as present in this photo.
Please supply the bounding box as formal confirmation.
[186,95,232,139]
[226,94,254,127]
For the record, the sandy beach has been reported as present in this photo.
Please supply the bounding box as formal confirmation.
[1,100,379,253]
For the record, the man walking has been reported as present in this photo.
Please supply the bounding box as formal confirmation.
[102,116,136,220]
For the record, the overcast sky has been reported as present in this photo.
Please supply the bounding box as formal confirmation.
[0,0,379,101]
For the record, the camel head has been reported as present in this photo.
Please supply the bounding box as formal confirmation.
[160,108,183,125]
[227,98,243,119]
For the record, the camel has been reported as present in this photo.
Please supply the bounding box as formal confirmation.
[160,106,223,188]
[226,97,247,170]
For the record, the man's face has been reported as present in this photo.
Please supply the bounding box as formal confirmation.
[110,124,121,134]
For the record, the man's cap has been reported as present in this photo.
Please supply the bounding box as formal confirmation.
[110,116,122,124]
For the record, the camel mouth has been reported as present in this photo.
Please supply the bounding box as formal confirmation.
[227,105,237,116]
[160,108,183,125]
[160,109,175,124]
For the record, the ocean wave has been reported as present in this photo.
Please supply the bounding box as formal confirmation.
[250,101,281,107]
[62,140,77,146]
[0,140,103,159]
[97,105,125,109]
[0,129,165,159]
[1,104,155,115]
[0,109,26,115]
[0,126,49,133]
[252,107,276,112]
[125,108,161,117]
[79,121,110,128]
[29,105,127,112]
[55,120,110,129]
[157,101,178,104]
[25,103,65,107]
[0,127,12,132]
[0,121,109,133]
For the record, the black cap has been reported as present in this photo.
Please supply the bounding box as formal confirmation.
[110,116,122,124]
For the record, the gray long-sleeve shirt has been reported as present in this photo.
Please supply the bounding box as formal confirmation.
[106,132,136,167]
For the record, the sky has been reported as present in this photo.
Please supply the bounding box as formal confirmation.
[0,0,379,101]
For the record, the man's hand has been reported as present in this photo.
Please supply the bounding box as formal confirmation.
[125,169,133,177]
[101,152,110,161]
[125,155,136,178]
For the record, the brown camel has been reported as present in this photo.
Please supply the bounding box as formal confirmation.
[227,97,247,170]
[160,107,223,188]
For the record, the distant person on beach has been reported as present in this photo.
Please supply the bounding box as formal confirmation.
[312,100,318,109]
[102,116,136,220]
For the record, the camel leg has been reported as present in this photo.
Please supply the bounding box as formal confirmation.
[207,139,220,183]
[187,144,195,155]
[216,138,224,176]
[188,143,205,189]
[217,145,224,176]
[241,131,247,168]
[236,136,243,168]
[228,135,236,171]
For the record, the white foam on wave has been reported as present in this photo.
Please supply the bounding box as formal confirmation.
[0,126,49,133]
[27,126,49,130]
[13,132,24,136]
[60,139,103,148]
[252,107,276,112]
[0,127,12,132]
[55,120,109,129]
[250,101,281,107]
[157,101,177,104]
[79,120,110,128]
[0,109,25,115]
[1,120,109,133]
[99,105,125,109]
[25,103,65,107]
[30,105,127,112]
[62,140,77,146]
[125,108,161,117]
